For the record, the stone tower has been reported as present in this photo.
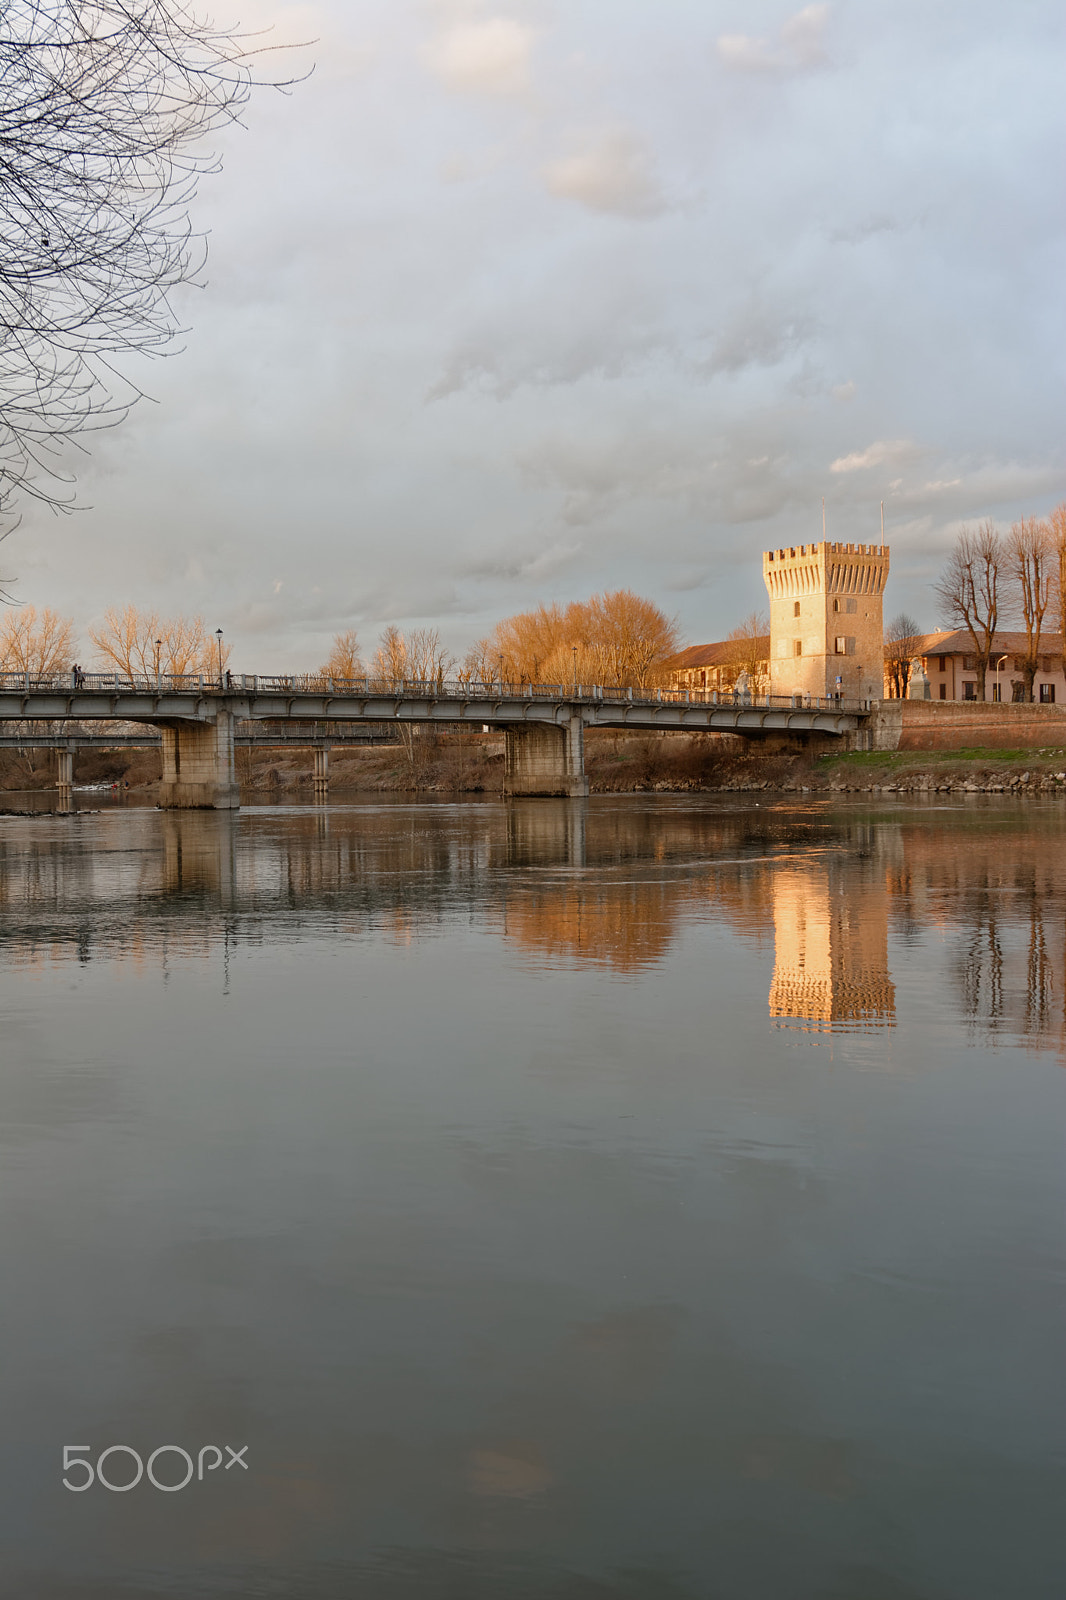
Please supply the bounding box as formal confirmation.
[762,540,889,701]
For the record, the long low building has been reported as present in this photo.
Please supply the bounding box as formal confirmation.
[915,631,1066,703]
[667,637,770,695]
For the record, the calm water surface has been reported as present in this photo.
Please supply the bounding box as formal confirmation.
[0,795,1063,1599]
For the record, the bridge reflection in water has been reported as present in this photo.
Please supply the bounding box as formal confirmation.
[1,799,1065,1052]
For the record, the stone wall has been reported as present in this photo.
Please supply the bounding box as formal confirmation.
[869,699,1066,751]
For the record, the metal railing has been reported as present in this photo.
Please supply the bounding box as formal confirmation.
[0,669,871,714]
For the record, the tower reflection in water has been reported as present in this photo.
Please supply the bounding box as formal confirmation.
[6,801,1066,1054]
[768,839,896,1032]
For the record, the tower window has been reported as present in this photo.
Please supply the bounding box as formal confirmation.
[835,636,847,655]
[793,601,800,616]
[794,640,803,657]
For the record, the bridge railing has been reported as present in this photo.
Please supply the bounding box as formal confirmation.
[0,669,871,715]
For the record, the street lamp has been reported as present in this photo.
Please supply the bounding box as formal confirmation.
[216,628,224,686]
[572,645,578,692]
[498,652,504,689]
[995,654,1008,704]
[154,638,162,686]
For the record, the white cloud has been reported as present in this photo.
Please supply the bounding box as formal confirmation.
[426,14,537,97]
[542,128,665,217]
[830,440,916,474]
[717,4,830,75]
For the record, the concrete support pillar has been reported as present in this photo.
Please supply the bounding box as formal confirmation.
[313,745,330,799]
[503,715,588,797]
[158,711,240,809]
[56,746,73,811]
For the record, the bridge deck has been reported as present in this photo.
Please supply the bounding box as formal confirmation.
[0,673,867,738]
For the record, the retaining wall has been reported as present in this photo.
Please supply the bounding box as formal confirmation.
[869,699,1066,752]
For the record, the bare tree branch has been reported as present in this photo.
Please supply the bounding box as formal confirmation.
[0,0,306,534]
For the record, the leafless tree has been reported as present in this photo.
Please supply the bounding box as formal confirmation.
[722,611,770,695]
[0,602,75,672]
[934,521,1003,700]
[1007,516,1053,701]
[1048,502,1066,681]
[89,603,227,677]
[884,612,923,699]
[0,1,303,533]
[320,630,362,681]
[479,590,678,691]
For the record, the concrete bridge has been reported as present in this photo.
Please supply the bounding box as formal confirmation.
[0,670,871,807]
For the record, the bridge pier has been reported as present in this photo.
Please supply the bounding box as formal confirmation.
[56,747,73,810]
[158,712,240,810]
[313,745,329,799]
[503,717,588,797]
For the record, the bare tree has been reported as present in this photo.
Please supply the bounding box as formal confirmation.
[0,603,75,672]
[934,521,1003,700]
[406,627,452,685]
[89,603,227,677]
[478,590,678,691]
[0,1,302,531]
[1007,516,1053,701]
[1049,502,1066,681]
[373,625,408,687]
[461,636,496,685]
[320,630,362,681]
[722,611,770,695]
[884,612,923,699]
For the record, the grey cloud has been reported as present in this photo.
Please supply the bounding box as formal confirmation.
[427,266,676,399]
[519,424,812,530]
[697,304,819,379]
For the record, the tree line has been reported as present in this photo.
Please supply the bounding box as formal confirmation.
[0,604,230,677]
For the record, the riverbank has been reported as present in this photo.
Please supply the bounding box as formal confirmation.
[5,729,1066,800]
[236,733,1066,797]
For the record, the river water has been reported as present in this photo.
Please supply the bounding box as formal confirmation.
[0,795,1062,1599]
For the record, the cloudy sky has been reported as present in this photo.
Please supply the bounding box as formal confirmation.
[10,0,1065,668]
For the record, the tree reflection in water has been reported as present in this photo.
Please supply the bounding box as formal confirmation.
[0,799,1064,1053]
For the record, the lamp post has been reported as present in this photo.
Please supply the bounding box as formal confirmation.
[216,628,224,687]
[498,653,504,689]
[995,654,1008,704]
[572,645,578,692]
[154,638,162,688]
